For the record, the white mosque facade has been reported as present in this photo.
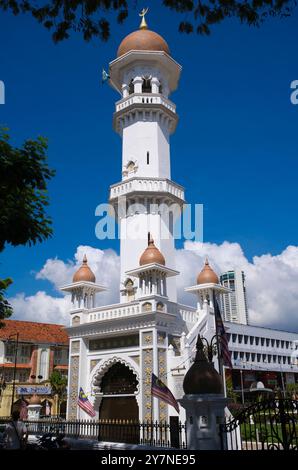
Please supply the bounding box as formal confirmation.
[62,18,298,422]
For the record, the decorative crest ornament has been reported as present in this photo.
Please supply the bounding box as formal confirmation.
[139,7,149,29]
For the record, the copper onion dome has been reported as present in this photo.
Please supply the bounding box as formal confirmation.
[29,394,42,405]
[117,12,170,57]
[183,336,223,395]
[73,254,96,283]
[197,258,219,285]
[139,235,166,266]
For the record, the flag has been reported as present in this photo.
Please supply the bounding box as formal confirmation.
[151,373,179,414]
[45,400,51,416]
[78,387,96,417]
[214,294,233,369]
[101,68,110,84]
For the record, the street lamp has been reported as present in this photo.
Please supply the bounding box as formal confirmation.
[278,361,286,398]
[240,369,245,405]
[7,332,19,415]
[200,334,221,364]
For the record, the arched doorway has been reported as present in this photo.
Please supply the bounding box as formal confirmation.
[98,362,139,443]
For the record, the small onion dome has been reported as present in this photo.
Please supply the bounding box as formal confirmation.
[73,254,96,283]
[197,258,219,285]
[29,394,42,405]
[183,336,223,395]
[139,235,165,266]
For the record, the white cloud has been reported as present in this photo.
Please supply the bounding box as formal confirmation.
[10,246,120,325]
[176,241,298,332]
[10,291,71,325]
[9,242,298,332]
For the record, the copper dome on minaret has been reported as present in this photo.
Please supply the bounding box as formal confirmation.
[197,258,219,285]
[73,255,96,283]
[139,234,166,266]
[183,336,223,395]
[117,10,170,58]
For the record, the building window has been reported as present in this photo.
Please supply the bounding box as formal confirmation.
[255,337,259,346]
[271,339,275,347]
[244,335,248,345]
[238,335,243,344]
[266,338,270,347]
[18,370,29,382]
[129,79,134,95]
[232,334,237,343]
[156,302,165,312]
[39,349,48,379]
[147,151,149,165]
[142,76,151,93]
[142,302,152,312]
[72,316,80,326]
[250,337,254,345]
[261,338,265,346]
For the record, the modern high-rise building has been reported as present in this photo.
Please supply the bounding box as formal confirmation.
[220,269,249,324]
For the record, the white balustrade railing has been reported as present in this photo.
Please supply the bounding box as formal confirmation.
[179,308,198,325]
[110,178,184,200]
[88,303,141,322]
[116,93,176,113]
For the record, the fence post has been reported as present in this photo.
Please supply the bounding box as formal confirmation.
[169,416,180,448]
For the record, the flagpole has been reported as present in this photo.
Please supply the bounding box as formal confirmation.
[213,291,224,381]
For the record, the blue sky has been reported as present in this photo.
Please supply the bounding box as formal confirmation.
[0,4,297,300]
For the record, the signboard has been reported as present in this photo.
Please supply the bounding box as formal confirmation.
[16,386,52,395]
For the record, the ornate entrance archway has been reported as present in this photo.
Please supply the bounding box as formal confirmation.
[95,362,139,443]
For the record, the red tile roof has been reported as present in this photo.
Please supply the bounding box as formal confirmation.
[0,320,69,345]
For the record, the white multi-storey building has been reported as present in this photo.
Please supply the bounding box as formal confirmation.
[62,14,298,423]
[220,270,249,324]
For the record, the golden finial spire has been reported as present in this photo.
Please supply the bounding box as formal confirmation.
[139,7,149,30]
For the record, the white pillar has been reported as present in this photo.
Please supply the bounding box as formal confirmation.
[122,83,129,98]
[179,394,228,450]
[151,77,160,94]
[133,76,143,93]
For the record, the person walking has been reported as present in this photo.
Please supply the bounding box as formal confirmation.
[4,410,28,449]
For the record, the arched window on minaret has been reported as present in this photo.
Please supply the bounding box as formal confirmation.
[142,76,151,93]
[159,82,163,94]
[129,79,134,95]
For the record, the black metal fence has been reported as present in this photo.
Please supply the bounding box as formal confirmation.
[220,398,298,450]
[0,417,187,449]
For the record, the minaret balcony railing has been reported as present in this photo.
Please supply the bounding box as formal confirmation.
[115,93,176,114]
[109,177,185,202]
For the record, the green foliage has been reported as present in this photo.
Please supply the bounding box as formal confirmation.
[0,128,55,252]
[49,370,67,416]
[0,127,55,327]
[49,370,67,400]
[0,278,13,327]
[286,382,298,398]
[0,0,296,42]
[227,385,238,403]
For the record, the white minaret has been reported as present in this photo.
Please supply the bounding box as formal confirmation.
[109,12,184,303]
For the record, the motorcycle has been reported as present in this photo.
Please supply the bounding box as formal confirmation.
[32,431,70,450]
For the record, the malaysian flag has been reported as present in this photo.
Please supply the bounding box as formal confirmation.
[78,388,96,417]
[151,373,179,414]
[214,294,233,369]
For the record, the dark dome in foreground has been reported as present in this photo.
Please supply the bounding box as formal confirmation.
[183,336,223,395]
